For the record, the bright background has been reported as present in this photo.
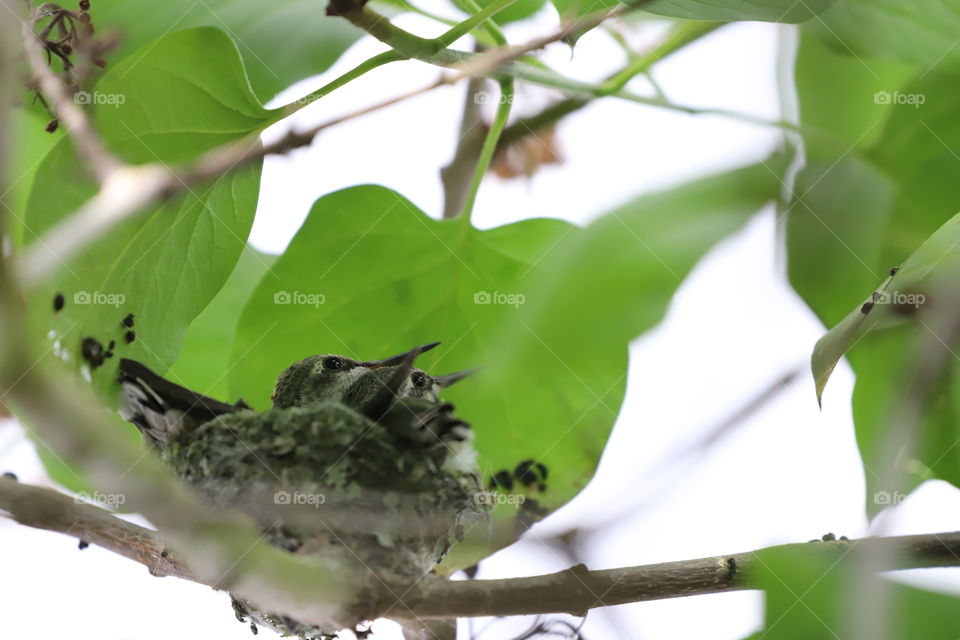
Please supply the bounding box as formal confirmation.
[4,7,960,639]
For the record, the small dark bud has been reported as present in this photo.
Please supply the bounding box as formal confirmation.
[108,340,116,350]
[60,44,72,56]
[53,292,65,311]
[860,301,874,315]
[122,313,134,327]
[160,549,169,558]
[124,330,135,344]
[93,57,107,68]
[45,119,59,133]
[79,0,90,9]
[78,540,89,550]
[2,471,17,481]
[822,532,836,542]
[890,266,900,276]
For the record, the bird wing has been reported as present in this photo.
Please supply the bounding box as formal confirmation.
[117,358,246,448]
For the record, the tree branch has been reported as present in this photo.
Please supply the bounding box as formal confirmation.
[3,478,960,622]
[20,6,120,183]
[0,476,197,582]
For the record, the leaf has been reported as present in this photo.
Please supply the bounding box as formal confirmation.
[753,543,960,640]
[640,0,836,22]
[794,30,914,161]
[809,1,960,74]
[91,0,362,103]
[21,28,270,491]
[6,109,62,247]
[230,157,783,568]
[813,212,960,403]
[167,246,277,401]
[867,70,960,265]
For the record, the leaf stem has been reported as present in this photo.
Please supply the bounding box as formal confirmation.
[437,0,516,48]
[279,50,406,116]
[457,78,514,224]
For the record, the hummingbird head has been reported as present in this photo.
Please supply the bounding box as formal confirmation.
[271,342,472,409]
[343,363,474,409]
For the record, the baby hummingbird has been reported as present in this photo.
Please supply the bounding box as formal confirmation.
[117,343,483,639]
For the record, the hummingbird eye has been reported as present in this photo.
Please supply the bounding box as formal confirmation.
[322,356,344,370]
[411,371,427,388]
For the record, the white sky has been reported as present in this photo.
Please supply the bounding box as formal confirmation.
[3,8,960,640]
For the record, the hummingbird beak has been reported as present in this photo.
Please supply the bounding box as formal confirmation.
[434,368,477,389]
[362,344,425,421]
[359,342,440,369]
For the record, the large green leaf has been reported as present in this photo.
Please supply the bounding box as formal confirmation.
[90,1,362,103]
[641,0,835,22]
[22,28,271,491]
[167,246,277,401]
[810,1,960,75]
[753,543,960,640]
[230,157,783,566]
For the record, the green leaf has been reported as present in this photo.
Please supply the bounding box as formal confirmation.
[640,0,835,22]
[754,543,960,640]
[867,70,960,265]
[6,109,62,247]
[21,28,270,492]
[231,158,782,567]
[794,30,914,161]
[166,246,277,401]
[91,1,362,103]
[810,1,960,74]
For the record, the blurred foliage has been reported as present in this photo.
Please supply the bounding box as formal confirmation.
[748,544,960,640]
[787,7,960,527]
